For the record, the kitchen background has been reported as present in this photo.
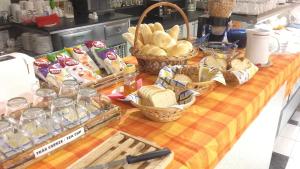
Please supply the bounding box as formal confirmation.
[0,0,300,57]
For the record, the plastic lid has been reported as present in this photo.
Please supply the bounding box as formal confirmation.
[124,64,136,74]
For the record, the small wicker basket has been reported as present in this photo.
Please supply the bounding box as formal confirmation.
[175,65,217,94]
[131,93,196,123]
[130,2,197,75]
[208,0,236,18]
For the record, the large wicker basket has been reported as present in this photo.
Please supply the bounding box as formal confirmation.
[130,2,197,75]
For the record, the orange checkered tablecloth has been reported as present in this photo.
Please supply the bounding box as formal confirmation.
[28,53,300,169]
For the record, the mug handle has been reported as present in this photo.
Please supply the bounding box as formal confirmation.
[270,36,280,53]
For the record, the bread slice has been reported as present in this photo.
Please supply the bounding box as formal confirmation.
[138,85,177,108]
[174,74,193,83]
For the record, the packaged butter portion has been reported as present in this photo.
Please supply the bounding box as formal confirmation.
[95,48,126,74]
[64,58,102,86]
[66,45,101,75]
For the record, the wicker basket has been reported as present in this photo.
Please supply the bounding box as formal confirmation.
[131,93,196,123]
[176,65,217,94]
[130,2,197,75]
[208,0,236,18]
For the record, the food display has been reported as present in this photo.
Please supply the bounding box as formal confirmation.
[123,23,193,58]
[34,40,127,88]
[137,85,177,108]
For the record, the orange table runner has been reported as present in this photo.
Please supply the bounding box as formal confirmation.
[28,53,300,169]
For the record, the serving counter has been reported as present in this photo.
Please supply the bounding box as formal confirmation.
[26,52,300,169]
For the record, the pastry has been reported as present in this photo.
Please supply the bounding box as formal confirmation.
[148,23,155,32]
[167,42,190,57]
[176,40,193,52]
[154,22,164,32]
[152,31,176,50]
[140,44,167,56]
[122,33,143,48]
[140,24,153,44]
[168,25,180,40]
[231,58,251,71]
[138,85,177,108]
[174,74,193,83]
[128,26,136,34]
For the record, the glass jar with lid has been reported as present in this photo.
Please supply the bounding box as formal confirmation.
[123,64,137,96]
[0,119,34,159]
[51,97,79,130]
[6,97,29,121]
[20,108,51,144]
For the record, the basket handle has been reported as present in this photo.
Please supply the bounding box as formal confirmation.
[134,2,191,49]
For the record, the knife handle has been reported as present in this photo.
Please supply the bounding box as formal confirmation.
[126,148,171,164]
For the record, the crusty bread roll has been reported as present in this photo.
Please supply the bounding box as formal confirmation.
[128,27,136,34]
[154,22,164,32]
[140,24,153,44]
[176,40,193,52]
[122,33,143,48]
[140,44,167,56]
[167,43,190,57]
[168,25,180,40]
[231,58,251,71]
[148,23,155,32]
[174,74,193,83]
[138,85,177,108]
[152,31,176,50]
[205,56,227,71]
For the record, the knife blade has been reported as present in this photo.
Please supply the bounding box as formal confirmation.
[85,148,171,169]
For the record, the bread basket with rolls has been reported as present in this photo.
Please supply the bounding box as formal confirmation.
[125,2,197,75]
[156,65,223,95]
[126,85,197,122]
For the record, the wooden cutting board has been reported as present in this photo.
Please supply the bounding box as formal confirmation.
[67,131,174,169]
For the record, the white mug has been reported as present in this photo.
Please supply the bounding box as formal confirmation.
[246,29,279,65]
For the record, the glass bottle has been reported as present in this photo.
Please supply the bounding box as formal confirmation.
[51,97,79,130]
[20,108,51,144]
[58,80,79,99]
[123,64,137,96]
[6,97,29,122]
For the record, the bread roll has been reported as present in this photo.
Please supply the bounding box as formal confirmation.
[174,74,192,83]
[176,40,193,52]
[231,58,251,71]
[167,43,190,57]
[122,33,143,48]
[138,85,177,108]
[154,22,164,32]
[140,24,153,44]
[168,25,180,40]
[152,31,176,50]
[140,44,167,56]
[128,27,136,34]
[148,23,155,32]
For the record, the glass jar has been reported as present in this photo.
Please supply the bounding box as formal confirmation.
[0,119,33,159]
[20,108,51,144]
[51,97,79,130]
[34,88,57,110]
[76,88,99,122]
[123,64,137,96]
[58,80,79,99]
[6,97,29,121]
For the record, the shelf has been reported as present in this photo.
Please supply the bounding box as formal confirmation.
[231,2,300,24]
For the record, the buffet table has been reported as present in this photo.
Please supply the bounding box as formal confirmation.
[27,53,300,169]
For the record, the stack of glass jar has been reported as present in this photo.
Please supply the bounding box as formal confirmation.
[0,80,111,160]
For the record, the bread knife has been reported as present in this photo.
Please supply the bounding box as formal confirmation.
[84,148,171,169]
